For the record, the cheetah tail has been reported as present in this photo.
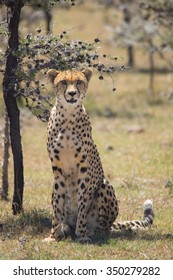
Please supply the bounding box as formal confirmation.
[111,200,154,232]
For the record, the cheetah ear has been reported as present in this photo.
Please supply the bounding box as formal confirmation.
[47,69,60,83]
[82,68,93,82]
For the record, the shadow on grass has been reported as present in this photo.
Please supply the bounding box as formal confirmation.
[110,231,173,241]
[1,210,173,245]
[0,209,51,240]
[90,230,173,246]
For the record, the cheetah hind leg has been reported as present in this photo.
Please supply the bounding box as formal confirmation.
[95,180,119,233]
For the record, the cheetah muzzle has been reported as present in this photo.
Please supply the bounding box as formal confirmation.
[45,68,154,243]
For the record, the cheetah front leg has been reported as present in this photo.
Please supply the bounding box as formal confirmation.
[75,174,99,243]
[75,189,93,243]
[75,191,90,243]
[50,170,71,241]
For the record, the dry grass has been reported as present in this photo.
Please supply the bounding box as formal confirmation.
[0,2,173,260]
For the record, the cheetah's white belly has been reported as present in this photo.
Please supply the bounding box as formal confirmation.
[60,148,77,176]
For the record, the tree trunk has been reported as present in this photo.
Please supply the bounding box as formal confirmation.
[123,6,135,67]
[148,40,155,100]
[44,9,52,34]
[127,45,134,67]
[1,109,10,201]
[3,0,24,215]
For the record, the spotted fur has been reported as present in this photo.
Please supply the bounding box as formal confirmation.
[46,68,154,243]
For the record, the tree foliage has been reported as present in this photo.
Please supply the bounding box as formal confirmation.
[0,0,122,122]
[0,0,76,7]
[14,33,120,121]
[139,0,173,68]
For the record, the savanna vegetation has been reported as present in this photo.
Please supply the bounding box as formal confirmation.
[0,0,173,260]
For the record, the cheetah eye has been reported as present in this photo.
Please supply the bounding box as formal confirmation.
[77,80,83,85]
[61,80,67,85]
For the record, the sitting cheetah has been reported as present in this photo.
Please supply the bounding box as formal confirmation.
[46,68,154,243]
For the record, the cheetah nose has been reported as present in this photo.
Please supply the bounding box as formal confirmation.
[68,91,76,97]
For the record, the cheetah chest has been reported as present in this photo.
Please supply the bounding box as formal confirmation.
[54,131,84,176]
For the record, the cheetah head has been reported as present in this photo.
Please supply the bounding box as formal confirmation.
[47,68,92,107]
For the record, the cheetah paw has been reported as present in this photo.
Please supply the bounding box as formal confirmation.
[54,223,71,241]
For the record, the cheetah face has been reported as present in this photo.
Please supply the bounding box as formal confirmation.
[48,69,93,107]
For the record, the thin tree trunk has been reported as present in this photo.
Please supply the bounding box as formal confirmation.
[3,0,24,214]
[148,40,155,100]
[127,45,134,67]
[123,6,135,67]
[44,9,52,34]
[1,109,10,201]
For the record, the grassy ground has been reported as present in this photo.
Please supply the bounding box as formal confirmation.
[0,71,173,260]
[0,2,173,260]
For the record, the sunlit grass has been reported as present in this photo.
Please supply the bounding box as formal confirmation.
[1,73,173,259]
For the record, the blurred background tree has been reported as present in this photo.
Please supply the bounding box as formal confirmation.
[140,0,173,97]
[98,0,136,67]
[140,0,173,65]
[98,0,173,98]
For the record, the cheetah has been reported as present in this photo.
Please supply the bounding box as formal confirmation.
[46,68,154,243]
